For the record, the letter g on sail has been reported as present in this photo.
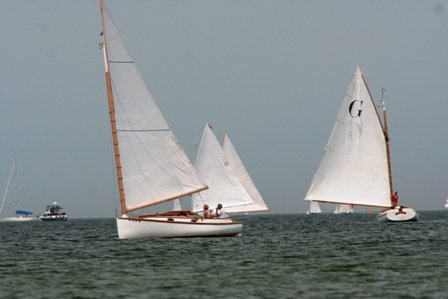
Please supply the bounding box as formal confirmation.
[349,100,363,118]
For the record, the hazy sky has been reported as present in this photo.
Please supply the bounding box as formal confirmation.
[0,0,447,218]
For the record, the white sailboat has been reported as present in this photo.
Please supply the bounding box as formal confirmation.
[99,1,241,239]
[191,124,268,214]
[221,132,269,213]
[0,159,35,222]
[333,204,353,214]
[307,201,321,215]
[444,198,448,208]
[304,67,418,222]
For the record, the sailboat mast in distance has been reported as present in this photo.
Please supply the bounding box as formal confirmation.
[99,0,126,215]
[381,88,394,200]
[0,159,16,215]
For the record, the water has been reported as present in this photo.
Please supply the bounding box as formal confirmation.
[1,211,447,298]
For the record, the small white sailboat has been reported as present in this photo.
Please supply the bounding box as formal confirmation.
[307,201,321,215]
[333,204,353,214]
[99,1,241,239]
[191,124,268,214]
[304,67,418,222]
[0,159,36,222]
[221,131,269,213]
[444,198,448,208]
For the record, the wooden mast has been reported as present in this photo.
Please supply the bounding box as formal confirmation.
[382,88,394,205]
[99,0,127,215]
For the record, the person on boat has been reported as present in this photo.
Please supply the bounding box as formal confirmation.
[203,204,212,219]
[394,205,405,214]
[214,203,228,219]
[391,191,399,207]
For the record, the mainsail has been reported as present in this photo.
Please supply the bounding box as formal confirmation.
[191,125,254,213]
[221,133,269,212]
[100,3,207,213]
[305,67,391,208]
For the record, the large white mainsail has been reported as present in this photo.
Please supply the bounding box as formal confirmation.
[305,67,391,208]
[101,4,206,213]
[221,133,269,213]
[191,124,254,213]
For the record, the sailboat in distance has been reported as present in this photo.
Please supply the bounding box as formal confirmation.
[0,158,35,222]
[98,0,242,239]
[304,67,418,222]
[306,201,321,215]
[333,204,353,214]
[191,124,268,214]
[221,131,269,213]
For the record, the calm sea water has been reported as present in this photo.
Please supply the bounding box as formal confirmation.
[1,211,447,298]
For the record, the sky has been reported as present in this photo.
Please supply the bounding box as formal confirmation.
[0,0,447,218]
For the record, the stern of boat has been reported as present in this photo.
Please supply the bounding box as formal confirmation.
[377,207,419,222]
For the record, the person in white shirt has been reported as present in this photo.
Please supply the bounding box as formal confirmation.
[215,203,228,218]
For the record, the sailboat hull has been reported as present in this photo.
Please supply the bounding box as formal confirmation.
[377,207,419,222]
[116,217,242,239]
[0,216,36,222]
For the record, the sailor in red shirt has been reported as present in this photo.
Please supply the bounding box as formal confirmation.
[391,191,399,207]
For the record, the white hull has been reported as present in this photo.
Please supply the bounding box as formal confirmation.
[40,214,68,221]
[0,216,36,222]
[117,216,242,239]
[377,207,419,222]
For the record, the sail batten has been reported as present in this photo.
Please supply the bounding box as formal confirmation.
[305,67,392,208]
[117,129,170,132]
[100,1,206,212]
[109,60,134,63]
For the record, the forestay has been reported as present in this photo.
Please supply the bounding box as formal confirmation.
[305,67,391,208]
[191,125,253,213]
[102,6,206,212]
